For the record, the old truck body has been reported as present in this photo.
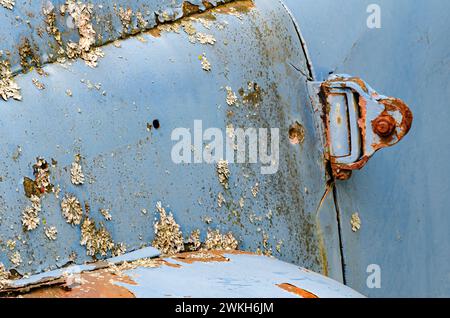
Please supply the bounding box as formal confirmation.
[0,0,428,298]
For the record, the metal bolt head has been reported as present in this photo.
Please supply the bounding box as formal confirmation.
[372,115,396,137]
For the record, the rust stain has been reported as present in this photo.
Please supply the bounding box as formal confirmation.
[277,283,319,298]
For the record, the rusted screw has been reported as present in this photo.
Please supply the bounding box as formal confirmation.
[372,115,396,137]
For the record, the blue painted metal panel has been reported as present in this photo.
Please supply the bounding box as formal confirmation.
[284,0,450,297]
[117,252,363,298]
[0,0,343,286]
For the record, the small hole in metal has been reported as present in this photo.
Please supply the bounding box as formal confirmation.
[153,119,160,129]
[289,122,305,145]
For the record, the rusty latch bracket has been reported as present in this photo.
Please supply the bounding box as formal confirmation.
[308,74,413,180]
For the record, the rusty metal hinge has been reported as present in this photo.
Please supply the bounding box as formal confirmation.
[309,74,413,180]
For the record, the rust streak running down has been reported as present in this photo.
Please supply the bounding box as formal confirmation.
[277,283,319,298]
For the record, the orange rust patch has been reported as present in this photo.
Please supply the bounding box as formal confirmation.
[214,0,255,15]
[161,259,183,268]
[183,1,201,16]
[277,283,319,298]
[147,27,161,38]
[22,271,136,298]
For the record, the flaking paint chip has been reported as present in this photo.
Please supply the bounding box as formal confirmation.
[225,86,238,106]
[32,78,45,90]
[0,262,8,288]
[21,195,41,231]
[0,0,14,10]
[196,33,216,45]
[251,183,259,198]
[45,226,58,241]
[70,155,85,185]
[217,192,225,208]
[100,208,112,221]
[152,201,184,256]
[0,59,21,101]
[61,194,83,225]
[204,229,238,251]
[351,213,361,232]
[199,53,211,71]
[9,251,22,267]
[80,217,114,257]
[186,229,201,252]
[216,160,230,189]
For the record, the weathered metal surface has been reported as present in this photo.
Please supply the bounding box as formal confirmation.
[285,0,450,297]
[310,75,413,180]
[0,0,236,75]
[0,246,158,294]
[4,250,362,298]
[0,0,342,288]
[0,246,159,295]
[117,251,362,298]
